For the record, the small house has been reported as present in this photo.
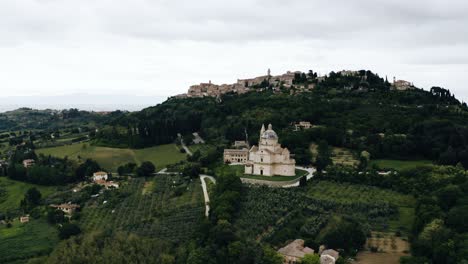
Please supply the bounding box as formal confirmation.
[92,171,108,182]
[50,203,80,215]
[22,159,35,168]
[20,215,30,223]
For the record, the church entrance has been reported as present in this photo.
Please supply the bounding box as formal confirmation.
[260,170,263,175]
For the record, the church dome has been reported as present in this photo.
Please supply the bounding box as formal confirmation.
[261,124,278,139]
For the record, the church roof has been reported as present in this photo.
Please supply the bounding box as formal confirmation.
[261,124,278,139]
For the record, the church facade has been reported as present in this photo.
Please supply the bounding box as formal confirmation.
[244,124,296,176]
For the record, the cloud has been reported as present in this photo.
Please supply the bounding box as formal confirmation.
[0,0,467,106]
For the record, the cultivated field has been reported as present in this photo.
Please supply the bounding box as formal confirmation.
[36,143,187,171]
[0,219,59,263]
[78,175,204,243]
[307,181,415,233]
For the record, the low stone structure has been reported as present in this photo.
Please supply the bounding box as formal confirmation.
[278,239,314,263]
[320,249,340,264]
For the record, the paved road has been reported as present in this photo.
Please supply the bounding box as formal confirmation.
[200,174,216,217]
[192,132,205,144]
[282,166,316,188]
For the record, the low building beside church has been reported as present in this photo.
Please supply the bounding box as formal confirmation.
[245,124,296,176]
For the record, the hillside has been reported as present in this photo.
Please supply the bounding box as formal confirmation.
[97,70,468,167]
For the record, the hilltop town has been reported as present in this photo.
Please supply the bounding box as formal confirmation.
[175,69,416,98]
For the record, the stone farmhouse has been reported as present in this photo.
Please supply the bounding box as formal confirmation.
[22,159,35,168]
[278,239,314,263]
[50,203,80,215]
[92,171,108,182]
[95,179,119,189]
[293,121,313,131]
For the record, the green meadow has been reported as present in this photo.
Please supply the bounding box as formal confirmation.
[0,177,57,213]
[36,143,187,172]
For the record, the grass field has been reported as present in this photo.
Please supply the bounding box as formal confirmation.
[36,143,187,172]
[215,164,307,181]
[0,218,59,263]
[369,159,433,171]
[0,177,58,213]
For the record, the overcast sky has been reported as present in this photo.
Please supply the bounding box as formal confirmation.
[0,0,467,110]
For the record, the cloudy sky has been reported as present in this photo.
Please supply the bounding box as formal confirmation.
[0,0,467,110]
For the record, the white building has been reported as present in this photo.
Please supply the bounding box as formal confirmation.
[92,171,108,182]
[245,124,296,176]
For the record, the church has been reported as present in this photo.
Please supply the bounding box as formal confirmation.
[245,124,296,176]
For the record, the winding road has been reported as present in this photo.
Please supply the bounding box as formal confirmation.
[200,174,216,217]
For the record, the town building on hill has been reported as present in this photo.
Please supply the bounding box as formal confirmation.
[392,77,415,90]
[92,171,108,182]
[278,239,314,263]
[244,124,296,176]
[22,159,35,168]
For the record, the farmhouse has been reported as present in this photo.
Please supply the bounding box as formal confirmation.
[22,159,35,168]
[293,121,313,131]
[50,203,80,215]
[95,179,119,189]
[278,239,314,263]
[92,171,108,182]
[20,215,30,223]
[245,124,296,176]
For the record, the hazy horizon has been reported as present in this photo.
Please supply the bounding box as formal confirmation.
[0,94,167,113]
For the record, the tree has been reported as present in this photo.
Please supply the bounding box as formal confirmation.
[136,161,156,177]
[316,141,332,172]
[58,223,81,240]
[20,187,42,212]
[302,254,320,264]
[182,162,201,179]
[359,150,370,170]
[47,209,66,224]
